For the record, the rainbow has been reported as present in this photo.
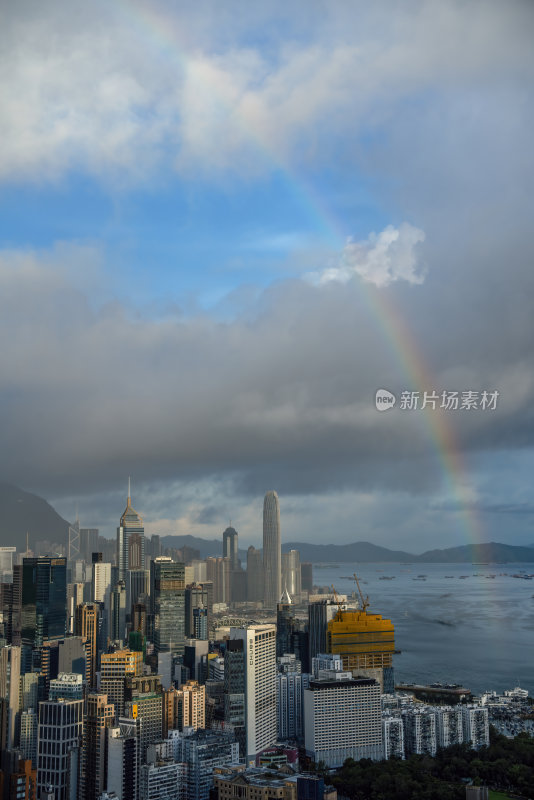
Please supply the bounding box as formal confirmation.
[112,0,483,548]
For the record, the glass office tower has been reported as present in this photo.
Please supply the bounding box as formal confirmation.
[152,559,185,658]
[21,557,67,660]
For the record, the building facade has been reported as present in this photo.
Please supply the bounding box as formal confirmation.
[230,625,277,764]
[262,492,281,608]
[304,676,382,768]
[117,487,145,581]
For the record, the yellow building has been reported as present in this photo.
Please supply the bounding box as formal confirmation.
[327,608,394,690]
[101,648,143,717]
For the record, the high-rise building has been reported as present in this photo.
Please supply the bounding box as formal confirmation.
[304,675,382,767]
[165,680,206,733]
[276,659,309,743]
[206,557,231,605]
[111,581,127,643]
[193,607,208,640]
[326,607,395,693]
[246,547,263,604]
[223,639,246,758]
[74,602,99,687]
[185,583,212,639]
[132,602,147,637]
[106,726,138,800]
[80,529,99,564]
[435,706,464,748]
[402,708,437,756]
[262,492,281,608]
[91,561,112,605]
[308,601,338,665]
[276,589,295,658]
[0,644,20,747]
[21,557,67,668]
[174,729,239,800]
[126,568,150,617]
[301,562,313,594]
[152,560,185,658]
[36,698,83,800]
[149,534,162,558]
[382,714,405,759]
[281,550,301,599]
[183,638,210,685]
[101,649,143,719]
[124,674,164,764]
[222,527,239,569]
[230,625,277,764]
[462,705,489,749]
[117,484,145,581]
[66,582,84,635]
[20,710,38,768]
[11,563,23,646]
[82,693,115,800]
[0,546,16,581]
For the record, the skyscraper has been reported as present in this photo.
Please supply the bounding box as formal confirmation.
[117,482,145,581]
[223,639,246,758]
[222,526,239,568]
[21,557,67,669]
[230,625,277,764]
[281,549,301,598]
[152,559,185,657]
[246,547,263,603]
[308,600,338,665]
[262,491,281,608]
[82,693,115,800]
[37,698,84,800]
[276,589,295,658]
[185,582,212,638]
[101,648,143,719]
[74,602,99,688]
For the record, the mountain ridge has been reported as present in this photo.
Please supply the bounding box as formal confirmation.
[0,482,70,549]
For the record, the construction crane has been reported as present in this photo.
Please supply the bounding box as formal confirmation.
[331,585,344,620]
[353,572,370,613]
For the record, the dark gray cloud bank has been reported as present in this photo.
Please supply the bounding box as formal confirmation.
[1,0,533,550]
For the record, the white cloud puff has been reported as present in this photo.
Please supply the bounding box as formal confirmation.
[312,223,426,288]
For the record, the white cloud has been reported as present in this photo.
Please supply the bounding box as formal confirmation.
[310,223,426,287]
[1,1,532,183]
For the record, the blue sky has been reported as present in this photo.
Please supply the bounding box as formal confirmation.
[1,0,534,550]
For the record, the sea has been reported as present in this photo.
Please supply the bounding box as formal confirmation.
[311,562,534,696]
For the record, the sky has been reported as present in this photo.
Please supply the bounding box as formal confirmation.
[1,0,534,552]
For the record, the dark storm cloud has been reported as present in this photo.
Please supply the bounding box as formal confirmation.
[1,223,534,506]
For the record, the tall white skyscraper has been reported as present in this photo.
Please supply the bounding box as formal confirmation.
[263,491,281,608]
[230,625,277,764]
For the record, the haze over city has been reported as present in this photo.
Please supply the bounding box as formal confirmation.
[1,1,533,552]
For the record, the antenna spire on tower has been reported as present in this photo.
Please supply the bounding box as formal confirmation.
[128,476,131,503]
